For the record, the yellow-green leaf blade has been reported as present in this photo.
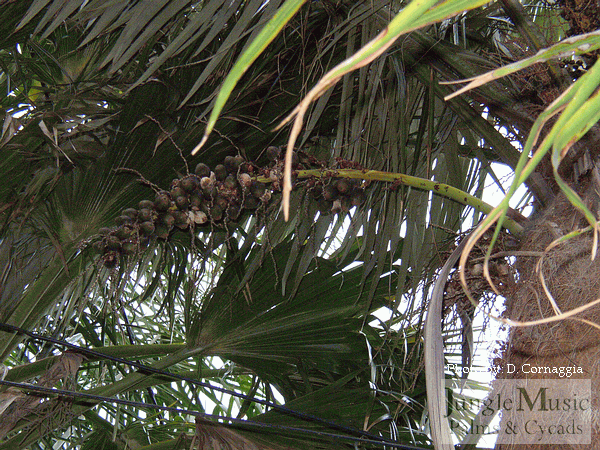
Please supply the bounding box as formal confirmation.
[191,0,307,155]
[446,30,600,100]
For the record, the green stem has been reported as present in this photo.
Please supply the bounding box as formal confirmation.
[291,168,525,235]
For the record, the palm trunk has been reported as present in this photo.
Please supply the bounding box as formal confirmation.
[495,169,600,449]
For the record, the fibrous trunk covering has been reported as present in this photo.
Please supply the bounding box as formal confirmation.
[495,177,600,449]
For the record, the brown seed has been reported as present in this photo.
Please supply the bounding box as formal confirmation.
[238,173,252,188]
[190,210,208,225]
[317,198,332,215]
[210,205,223,221]
[200,200,211,214]
[200,177,213,190]
[233,155,245,169]
[194,163,211,178]
[335,179,350,194]
[250,181,266,198]
[214,164,228,181]
[331,199,343,214]
[203,185,217,199]
[260,191,272,203]
[309,185,323,199]
[266,146,280,161]
[240,162,253,173]
[138,208,153,222]
[244,196,259,209]
[122,208,138,219]
[154,192,171,211]
[140,221,155,236]
[173,210,188,224]
[322,184,337,201]
[189,193,203,208]
[121,242,136,255]
[138,199,154,210]
[155,224,170,239]
[106,235,122,250]
[227,202,242,221]
[103,252,119,268]
[161,213,175,227]
[224,155,237,173]
[175,195,189,209]
[223,174,237,190]
[115,227,132,240]
[115,215,132,226]
[180,176,198,192]
[171,186,186,199]
[215,196,229,210]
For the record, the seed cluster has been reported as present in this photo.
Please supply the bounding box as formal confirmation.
[95,155,273,268]
[307,177,366,215]
[94,150,367,268]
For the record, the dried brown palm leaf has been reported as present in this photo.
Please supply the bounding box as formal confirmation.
[193,417,288,450]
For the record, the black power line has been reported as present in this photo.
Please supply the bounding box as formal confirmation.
[0,322,430,450]
[0,379,427,449]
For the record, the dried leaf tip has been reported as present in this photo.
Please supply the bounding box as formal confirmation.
[191,135,208,155]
